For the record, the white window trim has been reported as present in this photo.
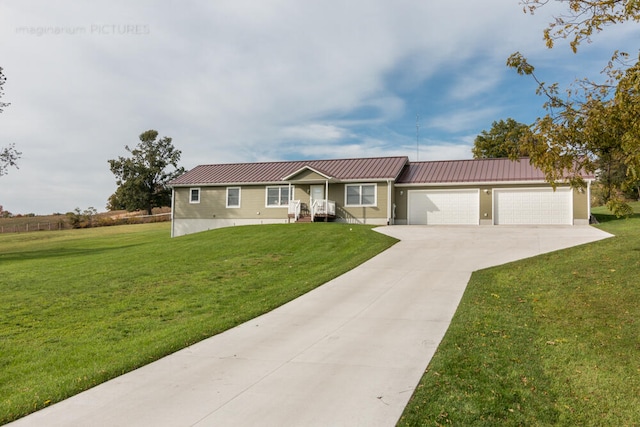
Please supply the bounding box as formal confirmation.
[265,185,292,207]
[345,183,377,207]
[226,187,241,208]
[189,187,200,204]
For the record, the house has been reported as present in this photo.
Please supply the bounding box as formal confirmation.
[168,156,593,237]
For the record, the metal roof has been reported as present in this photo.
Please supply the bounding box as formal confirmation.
[396,157,594,184]
[170,157,594,187]
[169,156,410,186]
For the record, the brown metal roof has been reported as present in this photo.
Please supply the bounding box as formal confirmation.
[396,157,594,184]
[169,156,410,186]
[170,157,595,187]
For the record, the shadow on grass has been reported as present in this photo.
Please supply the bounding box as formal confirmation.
[0,244,143,263]
[593,212,640,223]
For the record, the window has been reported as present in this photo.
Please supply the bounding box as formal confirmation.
[266,186,290,207]
[189,188,200,204]
[345,184,376,206]
[226,187,240,208]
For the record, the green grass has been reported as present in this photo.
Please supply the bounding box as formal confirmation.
[0,222,397,424]
[399,204,640,426]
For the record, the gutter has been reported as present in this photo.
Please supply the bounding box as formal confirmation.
[394,179,576,187]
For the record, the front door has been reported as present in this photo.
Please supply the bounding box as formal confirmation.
[310,185,325,218]
[310,185,324,204]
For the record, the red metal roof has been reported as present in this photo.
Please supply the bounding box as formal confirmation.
[169,156,410,186]
[396,157,594,184]
[170,157,594,187]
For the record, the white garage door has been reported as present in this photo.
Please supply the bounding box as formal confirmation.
[408,190,479,225]
[494,188,572,225]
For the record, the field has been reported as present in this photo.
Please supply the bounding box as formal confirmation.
[0,222,397,424]
[399,204,640,426]
[0,208,171,233]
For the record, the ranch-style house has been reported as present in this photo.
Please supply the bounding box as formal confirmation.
[168,156,593,237]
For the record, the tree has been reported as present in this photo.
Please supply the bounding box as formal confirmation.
[520,0,640,53]
[0,67,8,114]
[507,0,640,216]
[108,130,184,215]
[1,67,21,176]
[472,118,532,159]
[0,144,21,177]
[66,207,98,229]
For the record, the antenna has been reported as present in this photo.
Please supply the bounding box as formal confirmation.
[416,114,420,161]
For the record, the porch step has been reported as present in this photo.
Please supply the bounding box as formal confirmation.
[295,216,312,223]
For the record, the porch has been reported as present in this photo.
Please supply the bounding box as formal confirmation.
[288,199,336,222]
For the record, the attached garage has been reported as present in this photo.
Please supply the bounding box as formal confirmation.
[493,187,573,225]
[395,158,592,226]
[408,189,479,225]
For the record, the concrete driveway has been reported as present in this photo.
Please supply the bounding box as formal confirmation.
[9,225,612,427]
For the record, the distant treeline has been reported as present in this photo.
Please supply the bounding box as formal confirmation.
[0,208,171,233]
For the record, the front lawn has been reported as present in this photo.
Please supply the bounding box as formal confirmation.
[398,204,640,426]
[0,222,397,424]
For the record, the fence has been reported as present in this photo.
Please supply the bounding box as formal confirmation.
[0,222,67,233]
[0,212,172,234]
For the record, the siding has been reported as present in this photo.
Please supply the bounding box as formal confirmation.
[336,182,388,222]
[175,185,292,221]
[172,183,392,223]
[288,170,329,181]
[573,187,590,220]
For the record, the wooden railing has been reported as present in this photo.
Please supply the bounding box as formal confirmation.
[311,199,336,221]
[288,200,301,221]
[290,199,335,222]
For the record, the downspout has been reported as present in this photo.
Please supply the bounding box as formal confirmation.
[325,179,329,222]
[387,180,393,225]
[288,182,292,221]
[170,187,175,238]
[587,179,592,222]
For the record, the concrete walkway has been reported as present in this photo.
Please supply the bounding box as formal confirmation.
[9,226,612,427]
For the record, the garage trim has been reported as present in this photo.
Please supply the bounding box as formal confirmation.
[408,189,479,225]
[493,187,573,225]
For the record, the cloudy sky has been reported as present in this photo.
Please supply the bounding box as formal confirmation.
[0,1,637,214]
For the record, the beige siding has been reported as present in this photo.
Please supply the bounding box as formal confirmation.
[289,170,328,181]
[394,188,408,223]
[479,186,493,221]
[293,185,309,200]
[336,182,388,222]
[174,187,224,219]
[573,187,590,221]
[174,185,291,221]
[390,184,397,224]
[176,182,392,224]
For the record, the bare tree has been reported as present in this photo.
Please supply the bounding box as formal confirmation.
[0,67,21,176]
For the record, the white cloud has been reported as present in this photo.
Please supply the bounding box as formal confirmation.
[425,107,503,134]
[0,0,635,214]
[280,124,351,142]
[447,64,505,101]
[419,142,474,162]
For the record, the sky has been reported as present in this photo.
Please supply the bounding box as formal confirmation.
[0,0,637,215]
